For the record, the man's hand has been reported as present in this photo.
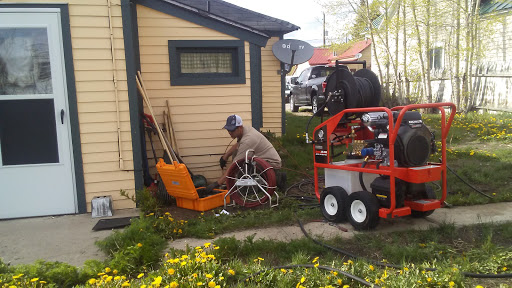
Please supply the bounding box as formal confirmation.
[205,182,220,194]
[219,156,227,169]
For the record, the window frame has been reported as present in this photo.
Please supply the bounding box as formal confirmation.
[168,40,246,86]
[428,47,444,71]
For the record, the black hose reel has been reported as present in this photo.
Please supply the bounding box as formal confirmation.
[324,67,381,116]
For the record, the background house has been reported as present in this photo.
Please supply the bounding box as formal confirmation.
[0,0,298,219]
[329,39,372,71]
[367,0,512,110]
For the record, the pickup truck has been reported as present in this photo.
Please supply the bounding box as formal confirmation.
[289,65,336,113]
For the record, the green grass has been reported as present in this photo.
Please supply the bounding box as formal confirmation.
[268,112,326,183]
[183,198,322,239]
[423,112,512,205]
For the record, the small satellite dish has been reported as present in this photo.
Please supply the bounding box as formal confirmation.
[355,53,363,59]
[272,39,314,65]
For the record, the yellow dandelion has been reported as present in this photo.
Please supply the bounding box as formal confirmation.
[122,280,130,287]
[137,243,143,247]
[312,257,319,263]
[137,273,144,279]
[369,265,374,271]
[337,279,342,285]
[228,269,235,275]
[197,282,203,286]
[30,278,39,282]
[208,281,216,288]
[105,267,111,273]
[168,268,175,275]
[152,276,162,286]
[206,274,213,279]
[449,281,455,287]
[88,279,97,285]
[170,282,179,288]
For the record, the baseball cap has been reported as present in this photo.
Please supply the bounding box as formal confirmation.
[223,114,243,131]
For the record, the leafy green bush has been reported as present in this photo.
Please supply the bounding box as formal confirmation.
[95,217,167,275]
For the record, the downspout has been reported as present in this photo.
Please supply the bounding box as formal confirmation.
[108,0,125,170]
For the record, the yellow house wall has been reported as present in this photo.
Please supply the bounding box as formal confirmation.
[136,5,253,181]
[345,46,372,71]
[3,0,136,211]
[261,37,283,135]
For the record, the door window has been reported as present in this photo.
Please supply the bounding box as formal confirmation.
[0,28,53,95]
[0,27,59,166]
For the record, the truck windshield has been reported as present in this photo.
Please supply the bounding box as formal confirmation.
[311,67,336,78]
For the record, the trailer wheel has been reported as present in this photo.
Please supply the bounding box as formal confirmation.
[411,185,436,218]
[320,186,348,222]
[348,191,380,230]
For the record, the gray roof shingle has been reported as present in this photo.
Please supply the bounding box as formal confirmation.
[170,0,300,34]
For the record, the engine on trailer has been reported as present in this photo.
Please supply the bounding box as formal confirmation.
[360,111,436,167]
[317,63,437,210]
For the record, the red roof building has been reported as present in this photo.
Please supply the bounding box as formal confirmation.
[330,39,372,62]
[308,48,331,65]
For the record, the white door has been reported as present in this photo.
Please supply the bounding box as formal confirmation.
[0,9,77,219]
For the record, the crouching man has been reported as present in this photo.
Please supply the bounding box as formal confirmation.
[205,114,286,193]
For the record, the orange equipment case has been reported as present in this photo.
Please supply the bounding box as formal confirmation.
[156,159,229,212]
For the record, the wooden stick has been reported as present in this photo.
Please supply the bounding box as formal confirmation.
[166,99,179,152]
[136,73,177,163]
[163,110,172,149]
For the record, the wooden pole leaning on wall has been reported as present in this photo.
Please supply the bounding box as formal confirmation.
[136,71,178,163]
[165,99,179,153]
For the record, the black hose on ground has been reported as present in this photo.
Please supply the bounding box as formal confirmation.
[297,217,512,278]
[441,159,493,199]
[243,264,380,288]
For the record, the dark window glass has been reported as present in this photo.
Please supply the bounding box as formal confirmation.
[429,47,443,71]
[0,99,59,165]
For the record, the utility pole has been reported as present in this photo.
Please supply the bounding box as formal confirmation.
[323,12,326,47]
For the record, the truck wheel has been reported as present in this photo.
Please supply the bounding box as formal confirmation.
[411,185,436,218]
[312,95,321,114]
[348,191,380,230]
[290,95,299,112]
[320,186,348,222]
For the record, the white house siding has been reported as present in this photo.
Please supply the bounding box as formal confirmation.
[473,13,512,109]
[370,1,512,110]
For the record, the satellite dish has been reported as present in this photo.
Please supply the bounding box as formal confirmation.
[272,39,314,66]
[355,53,362,59]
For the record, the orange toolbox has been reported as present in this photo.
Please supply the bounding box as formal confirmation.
[156,159,229,212]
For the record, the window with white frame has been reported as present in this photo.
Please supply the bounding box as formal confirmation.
[428,47,443,71]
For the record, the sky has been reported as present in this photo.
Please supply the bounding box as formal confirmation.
[223,0,335,47]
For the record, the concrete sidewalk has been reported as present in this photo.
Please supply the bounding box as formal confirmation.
[0,209,139,267]
[1,203,511,267]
